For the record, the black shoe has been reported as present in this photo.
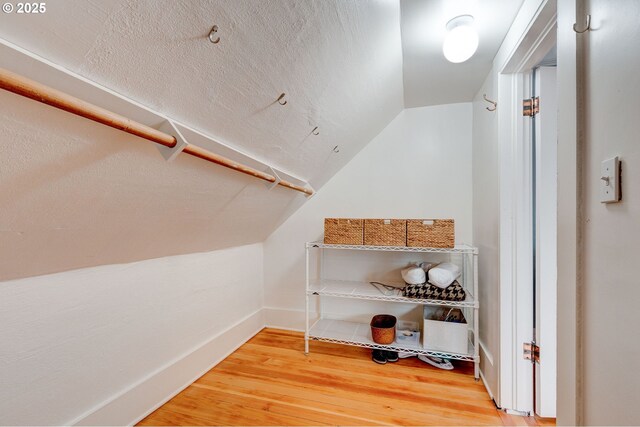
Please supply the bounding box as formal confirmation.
[384,350,399,362]
[372,350,387,364]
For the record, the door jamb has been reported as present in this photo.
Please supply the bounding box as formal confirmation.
[496,0,558,414]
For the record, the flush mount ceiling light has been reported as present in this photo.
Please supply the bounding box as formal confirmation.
[442,15,479,63]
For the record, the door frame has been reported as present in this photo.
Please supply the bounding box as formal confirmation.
[555,0,580,424]
[534,65,558,418]
[495,0,558,414]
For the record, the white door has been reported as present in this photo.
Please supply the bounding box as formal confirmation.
[533,65,557,418]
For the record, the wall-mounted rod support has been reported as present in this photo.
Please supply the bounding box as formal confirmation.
[0,67,313,196]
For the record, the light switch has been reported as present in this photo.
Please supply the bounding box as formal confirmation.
[600,156,620,203]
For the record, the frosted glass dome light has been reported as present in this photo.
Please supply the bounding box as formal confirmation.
[442,15,479,63]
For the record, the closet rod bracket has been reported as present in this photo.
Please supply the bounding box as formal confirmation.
[264,166,282,190]
[155,119,190,162]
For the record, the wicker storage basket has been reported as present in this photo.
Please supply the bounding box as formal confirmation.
[323,218,364,245]
[370,314,397,344]
[364,219,406,246]
[406,219,455,248]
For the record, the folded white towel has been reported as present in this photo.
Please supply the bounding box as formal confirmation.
[401,266,426,285]
[428,262,461,288]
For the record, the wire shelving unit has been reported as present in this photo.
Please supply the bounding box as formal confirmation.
[304,241,480,379]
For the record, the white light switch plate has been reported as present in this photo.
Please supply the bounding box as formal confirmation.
[600,156,620,203]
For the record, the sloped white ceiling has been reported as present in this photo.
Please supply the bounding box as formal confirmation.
[0,0,404,280]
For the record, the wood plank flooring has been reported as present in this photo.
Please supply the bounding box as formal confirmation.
[139,328,555,426]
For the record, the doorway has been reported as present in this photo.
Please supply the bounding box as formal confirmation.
[503,58,558,418]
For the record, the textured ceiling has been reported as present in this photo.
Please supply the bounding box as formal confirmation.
[400,0,524,107]
[0,0,404,280]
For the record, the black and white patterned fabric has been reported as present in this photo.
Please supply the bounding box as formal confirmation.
[402,280,466,301]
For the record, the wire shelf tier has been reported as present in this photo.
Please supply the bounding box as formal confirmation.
[306,241,478,254]
[308,279,477,308]
[308,319,477,362]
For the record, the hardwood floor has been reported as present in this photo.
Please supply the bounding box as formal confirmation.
[139,328,555,426]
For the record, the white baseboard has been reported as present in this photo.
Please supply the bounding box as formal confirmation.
[479,339,495,366]
[479,369,495,401]
[477,340,498,406]
[504,408,530,416]
[70,308,265,426]
[263,306,315,332]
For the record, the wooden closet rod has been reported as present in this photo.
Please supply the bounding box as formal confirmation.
[0,67,313,196]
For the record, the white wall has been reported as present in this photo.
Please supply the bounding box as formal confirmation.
[578,0,640,424]
[0,243,264,426]
[264,103,473,327]
[472,72,501,402]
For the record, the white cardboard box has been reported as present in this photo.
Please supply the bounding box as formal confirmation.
[422,306,468,354]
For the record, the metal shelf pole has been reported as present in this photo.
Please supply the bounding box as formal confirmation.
[305,244,310,354]
[319,246,324,320]
[474,250,480,379]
